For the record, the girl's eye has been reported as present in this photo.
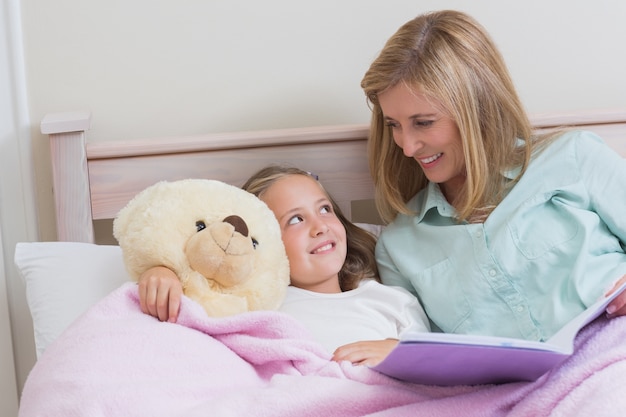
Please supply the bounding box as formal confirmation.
[251,238,259,249]
[287,215,303,225]
[196,221,206,232]
[320,205,332,214]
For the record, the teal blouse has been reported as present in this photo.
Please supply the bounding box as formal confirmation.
[376,130,626,341]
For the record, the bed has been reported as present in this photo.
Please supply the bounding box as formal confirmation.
[14,108,626,416]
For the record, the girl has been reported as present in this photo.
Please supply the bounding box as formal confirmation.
[138,165,430,366]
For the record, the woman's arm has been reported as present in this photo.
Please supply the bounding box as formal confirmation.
[576,133,626,317]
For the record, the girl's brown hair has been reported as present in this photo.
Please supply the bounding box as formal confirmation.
[242,164,379,291]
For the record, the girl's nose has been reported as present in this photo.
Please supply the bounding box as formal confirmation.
[310,219,329,237]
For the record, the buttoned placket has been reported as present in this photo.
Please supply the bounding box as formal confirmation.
[468,223,542,340]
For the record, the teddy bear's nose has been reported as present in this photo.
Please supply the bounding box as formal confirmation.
[223,215,249,237]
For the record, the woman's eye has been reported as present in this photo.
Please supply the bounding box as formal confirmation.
[196,221,206,232]
[385,121,399,129]
[415,120,434,127]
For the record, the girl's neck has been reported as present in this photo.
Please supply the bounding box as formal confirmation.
[294,276,342,294]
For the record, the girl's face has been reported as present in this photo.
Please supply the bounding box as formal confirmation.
[260,174,347,293]
[378,82,466,203]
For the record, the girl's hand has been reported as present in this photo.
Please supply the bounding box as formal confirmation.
[137,266,183,322]
[606,274,626,319]
[331,339,399,367]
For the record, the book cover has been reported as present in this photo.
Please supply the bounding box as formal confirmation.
[372,283,626,386]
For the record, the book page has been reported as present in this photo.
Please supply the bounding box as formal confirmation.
[547,281,626,351]
[399,331,564,353]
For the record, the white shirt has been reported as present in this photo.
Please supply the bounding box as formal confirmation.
[279,280,430,353]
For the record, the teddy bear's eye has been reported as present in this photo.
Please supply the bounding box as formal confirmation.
[196,221,206,232]
[251,238,259,249]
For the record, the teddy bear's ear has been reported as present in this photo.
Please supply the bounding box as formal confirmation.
[113,180,169,242]
[112,180,192,281]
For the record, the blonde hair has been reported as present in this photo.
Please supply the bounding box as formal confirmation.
[242,164,379,291]
[361,10,553,223]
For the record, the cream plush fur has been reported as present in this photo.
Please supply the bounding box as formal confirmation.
[113,179,290,317]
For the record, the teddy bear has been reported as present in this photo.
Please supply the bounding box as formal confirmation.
[112,178,290,317]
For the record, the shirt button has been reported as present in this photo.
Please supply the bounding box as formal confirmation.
[475,230,483,238]
[489,269,497,277]
[517,306,525,313]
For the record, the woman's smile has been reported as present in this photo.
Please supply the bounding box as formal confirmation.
[419,152,443,165]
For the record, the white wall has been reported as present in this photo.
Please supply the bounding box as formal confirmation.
[1,0,36,413]
[3,0,626,402]
[21,0,626,240]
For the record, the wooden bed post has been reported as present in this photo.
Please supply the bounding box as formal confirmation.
[40,111,94,243]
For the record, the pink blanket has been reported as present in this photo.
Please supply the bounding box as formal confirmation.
[19,283,626,416]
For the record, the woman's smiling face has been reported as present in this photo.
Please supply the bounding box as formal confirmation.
[260,174,347,293]
[378,82,466,203]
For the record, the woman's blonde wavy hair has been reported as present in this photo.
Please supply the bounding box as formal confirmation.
[361,10,555,223]
[242,164,379,291]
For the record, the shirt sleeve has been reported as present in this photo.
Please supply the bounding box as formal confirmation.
[576,131,626,245]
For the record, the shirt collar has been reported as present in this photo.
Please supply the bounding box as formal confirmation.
[413,182,457,222]
[502,165,522,180]
[503,138,526,180]
[413,151,523,223]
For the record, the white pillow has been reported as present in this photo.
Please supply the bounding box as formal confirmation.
[355,222,385,238]
[14,242,131,358]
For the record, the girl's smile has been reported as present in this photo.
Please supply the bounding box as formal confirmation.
[311,241,335,254]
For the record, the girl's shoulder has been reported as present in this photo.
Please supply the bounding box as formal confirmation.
[360,279,416,299]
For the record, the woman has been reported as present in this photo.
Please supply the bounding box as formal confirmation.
[359,9,626,341]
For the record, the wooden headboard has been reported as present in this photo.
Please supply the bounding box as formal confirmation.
[41,108,626,243]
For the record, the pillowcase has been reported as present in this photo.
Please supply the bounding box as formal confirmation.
[14,242,131,358]
[354,222,385,238]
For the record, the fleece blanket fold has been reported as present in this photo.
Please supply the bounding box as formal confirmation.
[19,283,626,417]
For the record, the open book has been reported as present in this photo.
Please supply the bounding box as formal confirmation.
[372,283,626,386]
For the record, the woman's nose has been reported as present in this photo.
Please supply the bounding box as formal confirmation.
[394,132,423,157]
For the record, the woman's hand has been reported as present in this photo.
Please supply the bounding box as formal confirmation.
[331,339,399,367]
[137,266,183,322]
[606,274,626,318]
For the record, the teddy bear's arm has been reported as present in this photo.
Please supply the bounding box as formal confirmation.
[184,274,249,317]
